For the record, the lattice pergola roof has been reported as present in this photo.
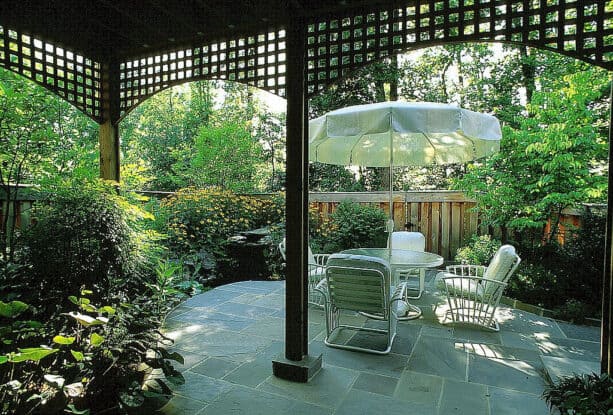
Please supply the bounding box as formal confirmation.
[1,0,612,123]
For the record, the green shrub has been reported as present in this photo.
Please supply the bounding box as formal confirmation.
[505,262,560,309]
[542,372,613,415]
[311,200,387,253]
[455,234,502,265]
[159,188,284,271]
[19,182,154,310]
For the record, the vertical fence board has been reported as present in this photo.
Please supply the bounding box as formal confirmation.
[431,202,440,255]
[441,202,451,259]
[410,202,419,232]
[450,202,461,259]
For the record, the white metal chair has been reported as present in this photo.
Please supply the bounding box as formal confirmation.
[388,231,426,299]
[439,244,521,331]
[278,238,329,306]
[317,253,407,355]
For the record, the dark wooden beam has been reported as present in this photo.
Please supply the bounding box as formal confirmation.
[272,9,322,382]
[99,62,120,182]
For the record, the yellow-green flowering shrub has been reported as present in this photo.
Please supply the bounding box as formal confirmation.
[160,188,284,260]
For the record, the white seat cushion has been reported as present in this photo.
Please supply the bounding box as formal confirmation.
[442,272,484,299]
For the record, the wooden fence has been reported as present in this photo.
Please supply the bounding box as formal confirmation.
[1,190,601,260]
[309,191,481,260]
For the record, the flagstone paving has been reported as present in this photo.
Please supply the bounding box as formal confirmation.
[158,274,601,414]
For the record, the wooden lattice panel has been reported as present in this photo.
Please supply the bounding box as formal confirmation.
[119,29,287,118]
[1,1,612,121]
[0,25,102,121]
[304,0,613,96]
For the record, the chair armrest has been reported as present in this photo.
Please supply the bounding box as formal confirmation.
[445,264,486,276]
[441,274,508,300]
[313,253,330,266]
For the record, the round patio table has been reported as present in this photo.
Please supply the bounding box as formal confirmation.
[340,248,444,320]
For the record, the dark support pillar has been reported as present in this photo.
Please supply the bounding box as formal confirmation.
[99,62,121,182]
[602,89,613,375]
[272,11,322,382]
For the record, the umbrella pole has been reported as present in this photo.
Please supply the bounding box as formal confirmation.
[388,129,394,255]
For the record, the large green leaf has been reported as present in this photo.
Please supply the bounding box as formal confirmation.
[70,350,84,362]
[53,335,76,345]
[89,332,104,346]
[0,300,29,318]
[10,347,58,362]
[66,312,108,327]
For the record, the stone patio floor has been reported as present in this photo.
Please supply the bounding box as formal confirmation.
[158,273,601,414]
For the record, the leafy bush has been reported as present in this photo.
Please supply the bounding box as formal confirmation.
[542,372,613,415]
[19,182,155,310]
[455,234,502,265]
[159,188,284,275]
[0,290,184,414]
[505,262,562,309]
[311,200,387,253]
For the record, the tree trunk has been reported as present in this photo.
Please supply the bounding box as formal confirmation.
[520,45,536,106]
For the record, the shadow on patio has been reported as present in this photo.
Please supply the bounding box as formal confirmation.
[158,271,600,415]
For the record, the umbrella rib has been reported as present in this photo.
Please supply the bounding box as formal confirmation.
[348,134,366,165]
[421,132,437,163]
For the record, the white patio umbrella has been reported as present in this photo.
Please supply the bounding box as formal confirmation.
[308,101,502,249]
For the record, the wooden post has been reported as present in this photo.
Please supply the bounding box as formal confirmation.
[272,9,322,382]
[601,88,613,375]
[99,62,120,182]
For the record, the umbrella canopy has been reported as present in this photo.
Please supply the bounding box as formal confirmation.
[308,101,502,247]
[309,101,502,167]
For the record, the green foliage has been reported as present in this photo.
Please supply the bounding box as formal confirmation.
[455,235,502,265]
[160,188,284,266]
[187,123,265,192]
[542,372,613,415]
[454,69,609,245]
[19,182,150,309]
[0,290,184,414]
[310,201,387,253]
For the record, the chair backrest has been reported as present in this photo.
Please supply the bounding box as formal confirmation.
[389,231,425,252]
[325,253,391,316]
[278,238,317,265]
[278,238,286,260]
[483,244,521,296]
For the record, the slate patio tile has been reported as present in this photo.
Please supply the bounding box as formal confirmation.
[499,331,540,351]
[394,370,443,405]
[174,309,256,332]
[467,354,546,394]
[157,395,206,415]
[535,336,600,361]
[352,372,398,396]
[555,320,600,342]
[541,356,601,382]
[452,327,502,345]
[201,385,332,415]
[495,309,565,337]
[258,365,358,408]
[336,389,436,415]
[406,335,468,381]
[438,378,489,415]
[175,329,273,363]
[487,386,550,415]
[170,371,233,403]
[212,301,278,319]
[310,340,408,379]
[190,357,240,379]
[182,289,237,308]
